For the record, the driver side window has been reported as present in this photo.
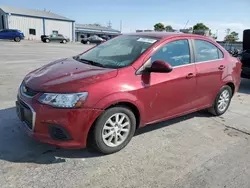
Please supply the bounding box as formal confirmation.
[151,39,191,67]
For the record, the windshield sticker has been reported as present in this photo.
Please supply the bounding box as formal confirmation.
[137,38,157,43]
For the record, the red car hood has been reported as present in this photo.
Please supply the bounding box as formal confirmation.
[24,57,118,92]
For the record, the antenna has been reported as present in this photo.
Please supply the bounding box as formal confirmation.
[184,20,189,29]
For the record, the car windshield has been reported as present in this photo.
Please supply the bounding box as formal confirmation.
[75,35,159,69]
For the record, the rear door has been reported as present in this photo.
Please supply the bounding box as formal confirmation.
[50,34,58,42]
[57,34,64,42]
[192,38,226,108]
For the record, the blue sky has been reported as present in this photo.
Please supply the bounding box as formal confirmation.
[1,0,250,40]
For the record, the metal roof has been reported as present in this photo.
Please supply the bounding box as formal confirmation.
[75,24,120,33]
[0,5,74,21]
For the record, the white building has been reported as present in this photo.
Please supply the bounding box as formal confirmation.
[0,5,75,41]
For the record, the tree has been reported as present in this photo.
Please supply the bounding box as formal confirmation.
[211,33,217,40]
[154,23,165,31]
[180,27,193,34]
[193,23,210,35]
[165,25,173,32]
[224,30,239,42]
[180,27,193,33]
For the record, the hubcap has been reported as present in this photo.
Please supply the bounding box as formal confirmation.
[102,113,131,147]
[218,90,230,112]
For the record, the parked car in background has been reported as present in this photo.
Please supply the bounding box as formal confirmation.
[81,35,105,44]
[101,35,111,41]
[240,29,250,79]
[16,32,242,154]
[41,34,70,43]
[0,29,24,42]
[240,50,250,79]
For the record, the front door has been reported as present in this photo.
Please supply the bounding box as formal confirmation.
[0,30,8,39]
[136,38,197,123]
[192,38,226,108]
[0,30,3,39]
[50,34,58,42]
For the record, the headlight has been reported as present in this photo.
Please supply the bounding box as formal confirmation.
[38,92,88,108]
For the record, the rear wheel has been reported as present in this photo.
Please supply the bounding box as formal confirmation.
[208,85,232,116]
[86,41,90,44]
[14,36,21,42]
[93,106,136,154]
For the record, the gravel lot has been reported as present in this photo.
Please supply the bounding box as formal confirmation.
[1,40,250,188]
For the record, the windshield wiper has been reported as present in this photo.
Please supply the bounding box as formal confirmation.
[77,58,107,68]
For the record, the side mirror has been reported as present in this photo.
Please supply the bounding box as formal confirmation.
[145,60,173,73]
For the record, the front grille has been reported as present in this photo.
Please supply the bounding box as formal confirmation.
[17,97,33,130]
[49,125,71,141]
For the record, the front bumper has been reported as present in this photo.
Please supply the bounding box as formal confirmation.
[16,91,103,149]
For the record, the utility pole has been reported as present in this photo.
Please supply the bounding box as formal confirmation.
[107,20,112,28]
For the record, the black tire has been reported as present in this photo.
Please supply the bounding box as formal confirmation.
[93,106,136,154]
[62,39,67,44]
[208,85,232,116]
[14,36,21,42]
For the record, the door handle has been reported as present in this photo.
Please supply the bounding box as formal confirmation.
[218,65,225,70]
[186,73,196,79]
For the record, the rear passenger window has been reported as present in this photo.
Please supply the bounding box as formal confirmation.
[194,40,223,62]
[151,39,190,67]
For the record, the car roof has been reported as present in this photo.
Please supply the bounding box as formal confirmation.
[124,32,208,39]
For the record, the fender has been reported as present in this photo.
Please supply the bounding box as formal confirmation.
[94,91,146,127]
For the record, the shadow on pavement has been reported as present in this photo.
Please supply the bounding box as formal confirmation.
[0,106,211,165]
[239,78,250,94]
[135,110,210,136]
[0,107,102,165]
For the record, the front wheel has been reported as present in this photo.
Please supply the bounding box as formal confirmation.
[62,39,67,44]
[93,106,136,154]
[86,41,90,44]
[14,36,21,42]
[45,39,50,43]
[208,85,232,116]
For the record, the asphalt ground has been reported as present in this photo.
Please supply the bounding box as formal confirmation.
[1,40,250,188]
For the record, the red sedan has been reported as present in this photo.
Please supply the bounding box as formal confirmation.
[16,32,242,154]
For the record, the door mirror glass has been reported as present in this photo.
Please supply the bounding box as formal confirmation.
[145,60,173,73]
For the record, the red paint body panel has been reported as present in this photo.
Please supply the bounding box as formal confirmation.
[19,93,103,148]
[18,32,242,149]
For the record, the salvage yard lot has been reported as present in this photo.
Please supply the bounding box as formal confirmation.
[1,40,250,188]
